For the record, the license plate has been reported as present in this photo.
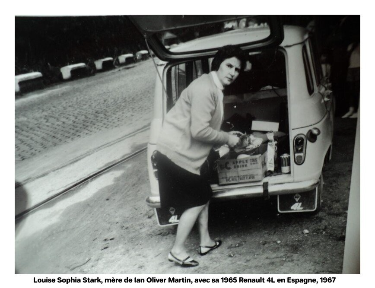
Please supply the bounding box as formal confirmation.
[155,206,184,226]
[277,189,318,213]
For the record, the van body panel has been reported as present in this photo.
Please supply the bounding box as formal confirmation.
[290,113,332,182]
[285,44,328,129]
[289,93,327,130]
[145,177,320,208]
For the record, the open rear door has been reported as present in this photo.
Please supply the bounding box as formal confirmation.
[129,15,284,62]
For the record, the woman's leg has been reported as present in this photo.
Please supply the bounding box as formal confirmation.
[170,204,206,259]
[197,202,216,253]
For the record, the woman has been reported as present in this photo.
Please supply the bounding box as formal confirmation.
[156,45,247,267]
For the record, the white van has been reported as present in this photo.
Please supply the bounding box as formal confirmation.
[130,16,334,225]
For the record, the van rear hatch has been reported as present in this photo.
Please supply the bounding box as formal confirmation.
[128,15,284,62]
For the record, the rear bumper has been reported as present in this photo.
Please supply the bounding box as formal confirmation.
[145,178,320,208]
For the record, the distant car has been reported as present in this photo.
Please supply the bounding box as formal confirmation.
[136,50,150,61]
[60,63,88,80]
[130,16,334,225]
[15,72,44,94]
[115,54,135,66]
[94,57,114,71]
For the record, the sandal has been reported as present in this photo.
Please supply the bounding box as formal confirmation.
[168,252,199,267]
[199,240,222,256]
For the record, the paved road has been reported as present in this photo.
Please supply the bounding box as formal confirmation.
[15,60,155,162]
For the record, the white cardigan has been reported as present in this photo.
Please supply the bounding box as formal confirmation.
[157,73,230,175]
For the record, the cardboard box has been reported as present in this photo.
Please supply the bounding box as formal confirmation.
[216,151,267,185]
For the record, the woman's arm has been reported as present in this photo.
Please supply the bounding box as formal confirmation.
[189,85,229,145]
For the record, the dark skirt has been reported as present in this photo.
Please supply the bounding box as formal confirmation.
[157,152,213,211]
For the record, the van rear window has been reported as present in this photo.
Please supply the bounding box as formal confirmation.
[308,38,323,86]
[302,45,314,95]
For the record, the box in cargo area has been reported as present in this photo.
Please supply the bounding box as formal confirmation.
[216,151,267,185]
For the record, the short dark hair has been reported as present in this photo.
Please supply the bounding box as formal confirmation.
[211,45,247,72]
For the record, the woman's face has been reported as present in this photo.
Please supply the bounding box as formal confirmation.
[216,57,241,87]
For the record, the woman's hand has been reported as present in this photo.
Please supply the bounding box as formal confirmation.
[229,131,243,137]
[227,133,240,148]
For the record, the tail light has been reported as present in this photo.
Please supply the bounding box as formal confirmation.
[151,150,159,179]
[294,134,307,165]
